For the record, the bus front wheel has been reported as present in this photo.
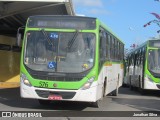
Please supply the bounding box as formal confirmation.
[91,100,101,108]
[91,84,105,108]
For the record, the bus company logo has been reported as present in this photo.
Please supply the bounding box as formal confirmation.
[53,83,57,87]
[2,112,11,117]
[1,112,43,118]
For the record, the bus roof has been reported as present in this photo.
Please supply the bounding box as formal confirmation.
[127,39,160,56]
[27,15,124,44]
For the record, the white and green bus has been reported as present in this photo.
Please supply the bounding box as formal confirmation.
[124,40,160,94]
[19,15,124,107]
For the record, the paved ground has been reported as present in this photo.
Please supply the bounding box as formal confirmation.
[0,87,160,120]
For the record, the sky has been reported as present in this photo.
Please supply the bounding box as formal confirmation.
[72,0,160,49]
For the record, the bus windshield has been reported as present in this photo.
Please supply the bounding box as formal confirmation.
[24,31,95,73]
[148,49,160,74]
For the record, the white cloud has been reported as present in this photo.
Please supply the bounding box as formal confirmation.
[73,0,113,16]
[88,9,111,15]
[73,0,103,7]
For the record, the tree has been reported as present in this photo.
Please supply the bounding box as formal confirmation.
[143,1,160,33]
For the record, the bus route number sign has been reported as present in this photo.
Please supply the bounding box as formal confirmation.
[39,81,48,88]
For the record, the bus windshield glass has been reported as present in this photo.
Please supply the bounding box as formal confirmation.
[24,31,95,73]
[148,49,160,74]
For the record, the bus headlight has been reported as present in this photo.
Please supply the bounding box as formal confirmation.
[21,73,32,86]
[81,77,95,90]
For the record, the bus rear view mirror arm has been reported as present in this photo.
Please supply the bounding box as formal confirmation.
[16,26,25,47]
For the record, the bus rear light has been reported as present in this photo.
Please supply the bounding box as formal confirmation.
[81,77,95,90]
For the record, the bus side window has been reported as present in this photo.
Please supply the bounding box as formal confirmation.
[128,57,130,72]
[117,42,120,60]
[120,44,124,60]
[134,53,137,68]
[137,50,141,67]
[142,47,146,66]
[99,30,107,66]
[139,49,142,65]
[110,36,113,59]
[113,38,115,59]
[107,34,110,60]
[115,39,118,60]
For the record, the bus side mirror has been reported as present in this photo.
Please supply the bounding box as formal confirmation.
[16,26,25,47]
[17,33,21,47]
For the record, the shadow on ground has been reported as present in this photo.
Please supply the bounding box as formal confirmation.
[111,87,160,111]
[0,88,90,111]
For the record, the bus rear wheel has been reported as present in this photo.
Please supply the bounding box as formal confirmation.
[129,75,133,90]
[38,99,51,105]
[138,77,146,95]
[112,87,119,96]
[112,76,119,96]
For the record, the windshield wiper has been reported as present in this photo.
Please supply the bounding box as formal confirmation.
[68,30,80,49]
[41,29,53,46]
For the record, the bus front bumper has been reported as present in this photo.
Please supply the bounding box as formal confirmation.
[20,81,100,102]
[144,76,160,90]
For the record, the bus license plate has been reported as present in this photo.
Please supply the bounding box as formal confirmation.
[48,95,62,100]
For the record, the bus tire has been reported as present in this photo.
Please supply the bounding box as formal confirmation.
[91,83,105,108]
[112,87,119,96]
[122,82,127,88]
[139,87,146,95]
[102,79,107,97]
[112,75,119,96]
[129,75,133,90]
[91,100,101,108]
[38,99,51,105]
[138,76,146,95]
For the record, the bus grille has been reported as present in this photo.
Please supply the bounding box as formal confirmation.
[35,90,76,99]
[25,65,88,81]
[31,75,82,81]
